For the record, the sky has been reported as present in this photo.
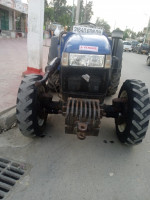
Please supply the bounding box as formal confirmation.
[22,0,150,33]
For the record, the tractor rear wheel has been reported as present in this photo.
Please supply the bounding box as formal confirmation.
[16,74,47,137]
[47,69,60,92]
[115,79,150,145]
[107,68,121,96]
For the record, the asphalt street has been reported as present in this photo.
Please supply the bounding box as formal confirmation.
[0,52,150,200]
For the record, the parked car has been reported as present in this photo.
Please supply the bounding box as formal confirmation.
[131,40,139,52]
[135,43,150,54]
[123,41,132,51]
[146,53,150,66]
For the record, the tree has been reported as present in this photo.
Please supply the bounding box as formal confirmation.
[114,28,122,31]
[52,0,73,26]
[53,0,67,22]
[45,0,49,8]
[123,30,129,40]
[123,28,137,40]
[44,0,93,27]
[131,31,136,39]
[95,18,111,34]
[83,1,93,23]
[79,0,93,23]
[79,0,84,23]
[137,31,144,37]
[44,7,54,25]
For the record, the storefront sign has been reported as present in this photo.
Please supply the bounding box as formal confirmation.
[0,0,28,14]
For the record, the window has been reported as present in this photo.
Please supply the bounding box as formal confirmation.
[0,8,9,30]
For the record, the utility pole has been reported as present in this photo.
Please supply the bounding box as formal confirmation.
[72,0,75,25]
[145,17,150,44]
[23,0,44,75]
[13,10,16,31]
[75,0,81,25]
[67,0,75,27]
[83,0,87,23]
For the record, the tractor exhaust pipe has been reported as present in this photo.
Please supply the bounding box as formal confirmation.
[112,30,123,56]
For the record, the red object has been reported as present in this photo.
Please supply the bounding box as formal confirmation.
[23,66,44,76]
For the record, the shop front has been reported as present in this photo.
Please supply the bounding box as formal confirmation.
[0,0,28,38]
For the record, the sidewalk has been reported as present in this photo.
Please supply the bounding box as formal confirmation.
[0,38,50,114]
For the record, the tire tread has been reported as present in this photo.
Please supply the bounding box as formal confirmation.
[116,79,150,145]
[16,74,44,137]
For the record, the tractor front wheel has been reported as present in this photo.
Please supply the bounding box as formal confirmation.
[115,79,150,145]
[16,74,47,137]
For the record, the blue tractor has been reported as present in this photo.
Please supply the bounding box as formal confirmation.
[16,24,150,144]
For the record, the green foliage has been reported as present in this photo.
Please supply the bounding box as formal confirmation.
[79,0,93,23]
[44,0,93,27]
[53,0,73,26]
[44,7,54,24]
[53,0,67,22]
[53,0,67,7]
[56,10,72,26]
[114,28,122,31]
[123,31,129,40]
[123,28,137,40]
[131,32,136,39]
[136,31,144,37]
[95,18,111,34]
[83,1,93,23]
[79,0,84,23]
[45,0,49,8]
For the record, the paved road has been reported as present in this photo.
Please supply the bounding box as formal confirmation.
[0,52,150,200]
[122,52,150,89]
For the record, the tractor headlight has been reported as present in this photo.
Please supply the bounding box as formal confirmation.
[61,53,111,68]
[69,53,105,67]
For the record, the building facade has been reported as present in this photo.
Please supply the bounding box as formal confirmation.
[0,0,28,38]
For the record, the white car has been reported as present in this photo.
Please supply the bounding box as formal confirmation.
[123,41,132,52]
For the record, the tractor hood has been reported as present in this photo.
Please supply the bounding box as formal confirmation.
[63,34,111,55]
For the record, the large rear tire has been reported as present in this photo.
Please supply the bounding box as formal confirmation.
[47,69,60,92]
[107,68,121,96]
[115,79,150,145]
[16,75,47,137]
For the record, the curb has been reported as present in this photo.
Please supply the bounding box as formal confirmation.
[0,106,16,132]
